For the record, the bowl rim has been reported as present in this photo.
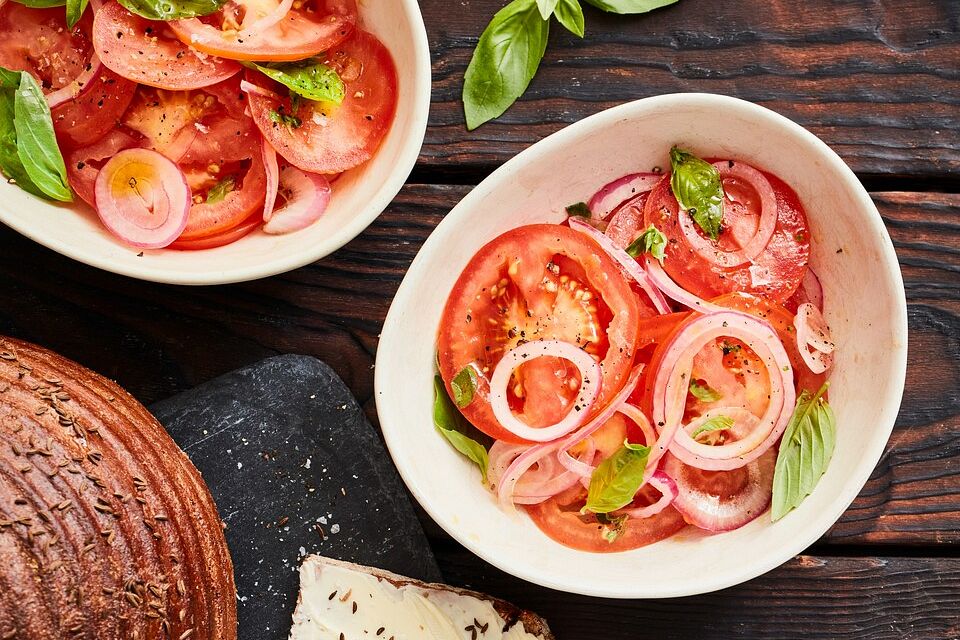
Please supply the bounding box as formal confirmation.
[375,92,909,598]
[0,0,432,286]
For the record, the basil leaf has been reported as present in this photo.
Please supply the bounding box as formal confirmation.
[583,0,677,13]
[118,0,224,20]
[670,146,724,241]
[206,176,235,204]
[463,0,549,130]
[12,73,71,202]
[771,384,836,521]
[689,380,722,403]
[433,376,489,484]
[690,414,734,439]
[0,88,44,199]
[269,109,302,130]
[245,61,345,104]
[625,224,667,263]
[451,366,478,409]
[585,440,650,514]
[0,69,21,90]
[597,512,628,543]
[565,201,592,218]
[554,0,585,37]
[10,0,66,7]
[536,0,559,19]
[66,0,89,28]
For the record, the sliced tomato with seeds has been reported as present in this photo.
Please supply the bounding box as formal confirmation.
[169,212,261,250]
[93,2,240,90]
[245,29,397,174]
[169,0,356,62]
[437,225,642,444]
[644,163,810,303]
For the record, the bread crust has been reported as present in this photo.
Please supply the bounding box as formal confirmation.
[297,555,555,639]
[0,337,237,640]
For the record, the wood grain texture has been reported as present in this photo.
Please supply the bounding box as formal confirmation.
[432,542,960,639]
[418,0,960,180]
[0,186,955,552]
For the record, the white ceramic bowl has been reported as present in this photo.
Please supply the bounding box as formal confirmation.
[376,94,908,598]
[0,2,431,285]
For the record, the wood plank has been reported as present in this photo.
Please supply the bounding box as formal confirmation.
[431,542,960,639]
[418,0,960,179]
[0,187,956,548]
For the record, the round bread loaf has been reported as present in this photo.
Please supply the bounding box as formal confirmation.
[0,337,236,639]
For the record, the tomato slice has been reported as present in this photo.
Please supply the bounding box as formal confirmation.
[525,484,686,553]
[169,0,356,62]
[437,225,642,443]
[644,163,810,303]
[169,212,261,250]
[245,29,397,174]
[93,2,240,90]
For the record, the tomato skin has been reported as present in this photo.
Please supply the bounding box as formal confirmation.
[0,6,92,90]
[169,0,357,62]
[525,486,686,553]
[93,2,240,90]
[52,67,137,149]
[169,213,260,250]
[437,224,641,444]
[644,165,810,303]
[245,29,397,174]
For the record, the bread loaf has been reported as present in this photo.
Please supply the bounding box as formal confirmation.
[0,337,236,639]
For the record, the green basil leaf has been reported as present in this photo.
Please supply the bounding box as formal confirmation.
[10,0,66,7]
[624,224,667,262]
[565,201,592,218]
[536,0,559,19]
[583,0,677,14]
[269,109,303,130]
[771,384,835,521]
[245,61,345,104]
[585,440,650,514]
[13,73,71,202]
[66,0,89,28]
[553,0,585,36]
[206,176,235,204]
[690,414,734,439]
[433,376,489,484]
[670,146,724,241]
[463,0,549,130]
[689,380,722,403]
[451,366,478,409]
[0,87,45,199]
[0,69,21,90]
[118,0,224,20]
[596,512,628,543]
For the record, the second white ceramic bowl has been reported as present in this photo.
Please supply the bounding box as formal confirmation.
[0,1,431,285]
[375,93,907,598]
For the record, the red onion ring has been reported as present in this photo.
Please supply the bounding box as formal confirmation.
[587,172,661,222]
[93,148,191,249]
[489,340,602,443]
[495,443,553,510]
[568,217,671,314]
[262,167,332,234]
[45,52,104,110]
[262,140,280,222]
[240,79,283,101]
[677,162,778,268]
[651,311,796,471]
[662,447,776,532]
[239,0,294,39]
[490,438,596,505]
[644,257,726,314]
[617,471,678,519]
[800,268,824,310]
[794,302,835,374]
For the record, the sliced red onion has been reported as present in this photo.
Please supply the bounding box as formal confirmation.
[262,167,332,235]
[262,140,279,222]
[239,0,294,39]
[670,407,780,471]
[800,268,824,310]
[94,148,191,249]
[794,302,835,374]
[617,471,678,519]
[651,311,796,471]
[489,340,602,443]
[240,79,283,101]
[569,217,671,314]
[644,257,726,314]
[495,444,552,510]
[677,162,778,268]
[662,447,776,532]
[587,172,662,222]
[46,52,104,110]
[616,403,657,449]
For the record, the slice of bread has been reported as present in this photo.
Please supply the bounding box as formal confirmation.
[289,555,554,640]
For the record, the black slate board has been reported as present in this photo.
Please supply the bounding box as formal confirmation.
[149,355,441,639]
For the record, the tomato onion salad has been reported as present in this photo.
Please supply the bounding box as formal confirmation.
[434,146,838,552]
[0,0,397,250]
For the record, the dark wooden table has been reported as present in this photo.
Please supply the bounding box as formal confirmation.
[2,1,959,637]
